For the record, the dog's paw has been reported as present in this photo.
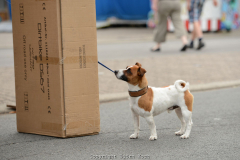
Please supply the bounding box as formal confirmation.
[129,134,138,139]
[149,135,157,141]
[175,130,184,136]
[180,134,189,139]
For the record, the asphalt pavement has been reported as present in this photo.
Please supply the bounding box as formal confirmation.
[1,87,240,160]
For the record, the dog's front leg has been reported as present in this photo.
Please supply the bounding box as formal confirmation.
[145,116,157,140]
[129,109,139,139]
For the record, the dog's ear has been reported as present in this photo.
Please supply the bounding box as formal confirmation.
[135,62,142,67]
[137,67,146,77]
[126,66,129,69]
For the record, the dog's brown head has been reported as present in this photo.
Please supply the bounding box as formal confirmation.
[114,62,147,87]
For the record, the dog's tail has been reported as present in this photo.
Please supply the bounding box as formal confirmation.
[174,80,189,92]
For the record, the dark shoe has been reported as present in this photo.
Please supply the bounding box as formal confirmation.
[151,47,160,52]
[180,45,188,51]
[196,41,205,50]
[188,43,194,49]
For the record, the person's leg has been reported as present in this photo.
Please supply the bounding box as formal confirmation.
[193,21,203,38]
[189,0,205,49]
[189,27,196,48]
[191,27,196,40]
[170,1,188,51]
[188,0,199,49]
[152,2,168,52]
[195,0,205,50]
[181,36,188,45]
[152,14,168,51]
[195,20,205,50]
[191,20,204,49]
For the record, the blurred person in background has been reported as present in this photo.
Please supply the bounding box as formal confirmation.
[187,0,218,50]
[151,0,189,52]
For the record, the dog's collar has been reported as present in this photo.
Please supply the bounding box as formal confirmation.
[128,86,148,97]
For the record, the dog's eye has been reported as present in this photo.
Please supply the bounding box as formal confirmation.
[127,68,132,74]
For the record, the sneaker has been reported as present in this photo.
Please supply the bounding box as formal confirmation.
[196,41,205,50]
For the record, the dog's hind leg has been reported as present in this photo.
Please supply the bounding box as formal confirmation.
[179,90,194,139]
[130,109,140,139]
[175,108,186,136]
[180,107,193,139]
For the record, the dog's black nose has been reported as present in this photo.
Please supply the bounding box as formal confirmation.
[114,70,118,75]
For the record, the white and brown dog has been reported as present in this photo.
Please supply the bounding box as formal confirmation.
[114,62,194,140]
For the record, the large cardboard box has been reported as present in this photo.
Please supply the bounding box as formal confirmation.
[11,0,100,137]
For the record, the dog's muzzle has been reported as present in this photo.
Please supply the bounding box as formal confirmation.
[114,70,118,76]
[114,70,128,82]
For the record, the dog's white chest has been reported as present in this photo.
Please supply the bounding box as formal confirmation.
[129,97,151,117]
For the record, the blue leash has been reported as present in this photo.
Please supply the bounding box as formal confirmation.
[98,61,114,73]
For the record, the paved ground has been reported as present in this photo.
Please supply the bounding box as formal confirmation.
[98,39,240,95]
[0,87,240,160]
[0,28,240,111]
